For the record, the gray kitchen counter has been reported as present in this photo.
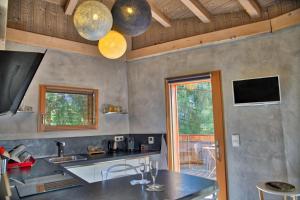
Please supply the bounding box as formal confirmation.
[62,150,160,168]
[8,158,64,183]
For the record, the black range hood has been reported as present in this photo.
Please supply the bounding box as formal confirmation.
[0,50,45,115]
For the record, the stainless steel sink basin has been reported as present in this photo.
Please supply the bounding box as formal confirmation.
[48,155,87,164]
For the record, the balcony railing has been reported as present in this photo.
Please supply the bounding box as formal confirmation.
[179,134,216,180]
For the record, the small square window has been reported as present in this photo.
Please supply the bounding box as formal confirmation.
[38,85,98,132]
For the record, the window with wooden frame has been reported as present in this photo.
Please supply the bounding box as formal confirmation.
[38,85,98,132]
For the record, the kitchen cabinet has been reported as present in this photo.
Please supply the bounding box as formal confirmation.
[67,164,96,183]
[65,154,160,183]
[66,159,125,183]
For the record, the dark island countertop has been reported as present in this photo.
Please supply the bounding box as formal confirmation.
[11,170,218,200]
[8,151,217,200]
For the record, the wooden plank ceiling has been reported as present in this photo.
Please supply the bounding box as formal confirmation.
[133,0,300,49]
[6,0,300,51]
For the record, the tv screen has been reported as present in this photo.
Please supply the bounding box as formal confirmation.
[233,76,280,105]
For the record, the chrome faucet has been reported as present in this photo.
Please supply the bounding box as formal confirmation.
[56,141,66,157]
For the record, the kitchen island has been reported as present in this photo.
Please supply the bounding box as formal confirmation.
[9,151,218,200]
[11,170,217,200]
[8,151,160,184]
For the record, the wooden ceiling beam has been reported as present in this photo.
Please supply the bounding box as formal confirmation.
[147,0,172,27]
[180,0,211,23]
[6,28,100,57]
[64,0,78,15]
[237,0,261,18]
[127,20,271,61]
[271,8,300,32]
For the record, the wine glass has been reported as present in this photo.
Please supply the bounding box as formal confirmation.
[139,159,147,182]
[149,160,159,188]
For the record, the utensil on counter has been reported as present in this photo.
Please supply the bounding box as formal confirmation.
[7,157,36,169]
[127,137,135,152]
[7,145,36,169]
[87,146,105,155]
[140,144,149,152]
[107,140,117,152]
[9,144,26,163]
[18,151,32,162]
[107,140,112,152]
[113,140,118,151]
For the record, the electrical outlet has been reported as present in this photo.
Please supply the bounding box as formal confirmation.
[114,136,119,142]
[148,137,154,144]
[114,136,124,142]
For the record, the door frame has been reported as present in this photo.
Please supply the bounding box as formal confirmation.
[165,70,228,200]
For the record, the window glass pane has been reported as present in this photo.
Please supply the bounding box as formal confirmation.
[177,81,214,135]
[45,92,91,126]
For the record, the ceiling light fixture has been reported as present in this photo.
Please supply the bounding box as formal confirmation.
[73,1,112,41]
[98,30,127,59]
[111,0,152,36]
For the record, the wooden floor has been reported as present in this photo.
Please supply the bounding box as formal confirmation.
[181,164,216,180]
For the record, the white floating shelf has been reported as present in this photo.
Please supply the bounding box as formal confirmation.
[17,111,34,113]
[103,112,128,115]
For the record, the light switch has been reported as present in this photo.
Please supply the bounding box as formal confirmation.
[232,134,240,147]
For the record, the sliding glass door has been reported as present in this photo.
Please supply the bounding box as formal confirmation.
[165,71,227,200]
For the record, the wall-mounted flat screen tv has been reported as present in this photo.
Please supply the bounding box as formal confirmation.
[233,76,281,106]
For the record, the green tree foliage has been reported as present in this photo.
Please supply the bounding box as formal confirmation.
[45,92,89,126]
[177,82,214,135]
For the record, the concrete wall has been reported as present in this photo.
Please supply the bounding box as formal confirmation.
[0,26,299,200]
[127,25,300,199]
[0,41,129,139]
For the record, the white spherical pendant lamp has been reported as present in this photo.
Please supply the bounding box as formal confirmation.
[74,1,113,41]
[98,31,127,59]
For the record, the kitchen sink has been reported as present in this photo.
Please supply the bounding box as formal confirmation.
[48,155,87,164]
